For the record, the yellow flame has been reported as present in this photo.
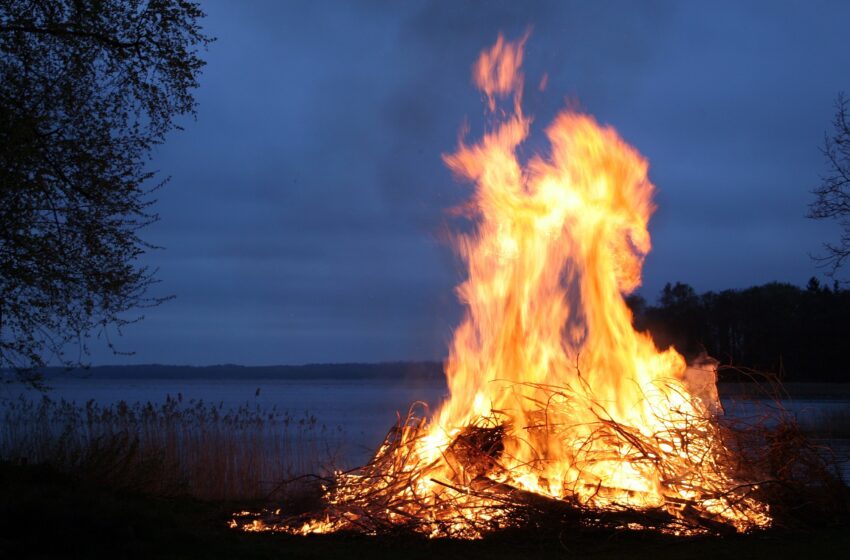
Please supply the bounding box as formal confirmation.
[236,33,770,538]
[423,32,769,528]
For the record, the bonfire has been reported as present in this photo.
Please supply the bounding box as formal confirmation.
[232,34,843,539]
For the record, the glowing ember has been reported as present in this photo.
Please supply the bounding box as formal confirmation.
[233,33,771,538]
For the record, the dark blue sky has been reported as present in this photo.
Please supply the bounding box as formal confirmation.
[91,0,850,365]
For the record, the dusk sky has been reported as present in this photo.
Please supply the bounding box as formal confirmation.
[91,0,850,366]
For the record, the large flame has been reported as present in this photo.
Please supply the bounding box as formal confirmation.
[416,33,766,530]
[435,35,700,503]
[235,34,770,538]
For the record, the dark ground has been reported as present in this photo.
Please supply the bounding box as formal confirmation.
[1,462,848,559]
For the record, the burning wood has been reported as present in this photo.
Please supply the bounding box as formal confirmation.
[233,394,776,538]
[232,33,846,539]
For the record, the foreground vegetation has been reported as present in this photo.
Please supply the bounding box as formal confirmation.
[1,387,848,557]
[0,395,342,501]
[1,460,849,559]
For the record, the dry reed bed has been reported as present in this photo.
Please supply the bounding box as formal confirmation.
[0,394,344,501]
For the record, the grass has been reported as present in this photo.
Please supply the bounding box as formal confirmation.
[0,394,344,501]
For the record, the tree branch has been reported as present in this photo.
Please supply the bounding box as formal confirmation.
[0,23,142,50]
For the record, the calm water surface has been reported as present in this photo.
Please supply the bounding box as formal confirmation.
[4,377,848,477]
[3,377,448,464]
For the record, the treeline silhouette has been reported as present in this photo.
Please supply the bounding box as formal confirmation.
[628,278,850,382]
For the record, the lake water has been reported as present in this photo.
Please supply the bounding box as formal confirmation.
[3,377,848,478]
[1,377,449,465]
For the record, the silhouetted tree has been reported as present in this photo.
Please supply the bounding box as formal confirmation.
[810,93,850,280]
[643,282,704,359]
[0,1,212,385]
[634,280,850,382]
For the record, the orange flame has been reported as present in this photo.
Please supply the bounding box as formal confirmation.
[425,32,768,530]
[235,33,770,538]
[473,31,528,113]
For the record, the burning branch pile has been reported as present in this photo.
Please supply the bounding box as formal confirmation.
[232,34,845,539]
[236,388,773,538]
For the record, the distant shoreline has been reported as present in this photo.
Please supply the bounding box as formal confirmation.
[20,363,850,399]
